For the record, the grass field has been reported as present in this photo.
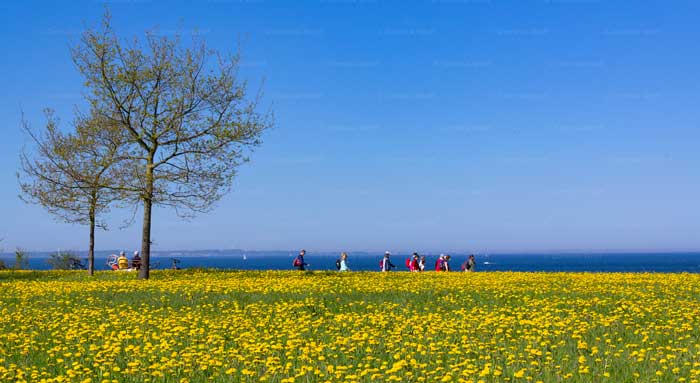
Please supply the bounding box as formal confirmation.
[1,270,699,383]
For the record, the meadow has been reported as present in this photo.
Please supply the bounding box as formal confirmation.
[1,270,699,383]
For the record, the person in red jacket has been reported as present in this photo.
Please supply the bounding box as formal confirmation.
[435,254,445,272]
[409,253,420,272]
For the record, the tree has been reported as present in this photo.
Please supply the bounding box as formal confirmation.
[0,239,6,270]
[14,248,29,270]
[18,110,126,276]
[47,251,87,270]
[72,13,272,279]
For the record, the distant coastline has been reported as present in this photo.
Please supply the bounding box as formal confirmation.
[3,251,700,273]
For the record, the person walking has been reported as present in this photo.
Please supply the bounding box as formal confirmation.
[435,254,445,272]
[418,255,427,271]
[339,252,350,271]
[293,249,309,271]
[443,254,452,272]
[381,251,396,272]
[409,253,420,272]
[466,254,476,272]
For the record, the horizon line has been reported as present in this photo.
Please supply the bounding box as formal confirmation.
[2,248,700,256]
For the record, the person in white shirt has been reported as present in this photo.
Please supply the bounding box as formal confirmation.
[339,252,349,271]
[381,251,395,272]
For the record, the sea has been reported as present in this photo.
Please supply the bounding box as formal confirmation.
[1,250,700,273]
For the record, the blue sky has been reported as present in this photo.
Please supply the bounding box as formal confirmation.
[1,0,699,253]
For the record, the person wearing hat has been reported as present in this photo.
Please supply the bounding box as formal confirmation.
[131,251,142,271]
[381,251,396,272]
[117,251,129,270]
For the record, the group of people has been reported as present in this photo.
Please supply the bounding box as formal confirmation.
[293,250,477,272]
[382,251,476,272]
[109,251,182,270]
[109,251,141,271]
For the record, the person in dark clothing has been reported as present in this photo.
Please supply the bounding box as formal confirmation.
[293,249,309,271]
[131,251,142,271]
[381,251,396,272]
[466,254,476,272]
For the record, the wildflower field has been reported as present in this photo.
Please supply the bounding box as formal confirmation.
[1,270,699,383]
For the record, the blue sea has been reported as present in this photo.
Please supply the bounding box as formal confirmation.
[1,250,700,273]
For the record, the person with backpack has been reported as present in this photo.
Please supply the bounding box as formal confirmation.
[293,249,308,271]
[337,252,349,272]
[381,251,396,272]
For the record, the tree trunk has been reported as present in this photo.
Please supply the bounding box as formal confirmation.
[88,204,96,276]
[138,164,154,280]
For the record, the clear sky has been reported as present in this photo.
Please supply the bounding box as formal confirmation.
[1,0,699,253]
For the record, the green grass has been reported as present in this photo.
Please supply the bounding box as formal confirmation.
[1,270,699,382]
